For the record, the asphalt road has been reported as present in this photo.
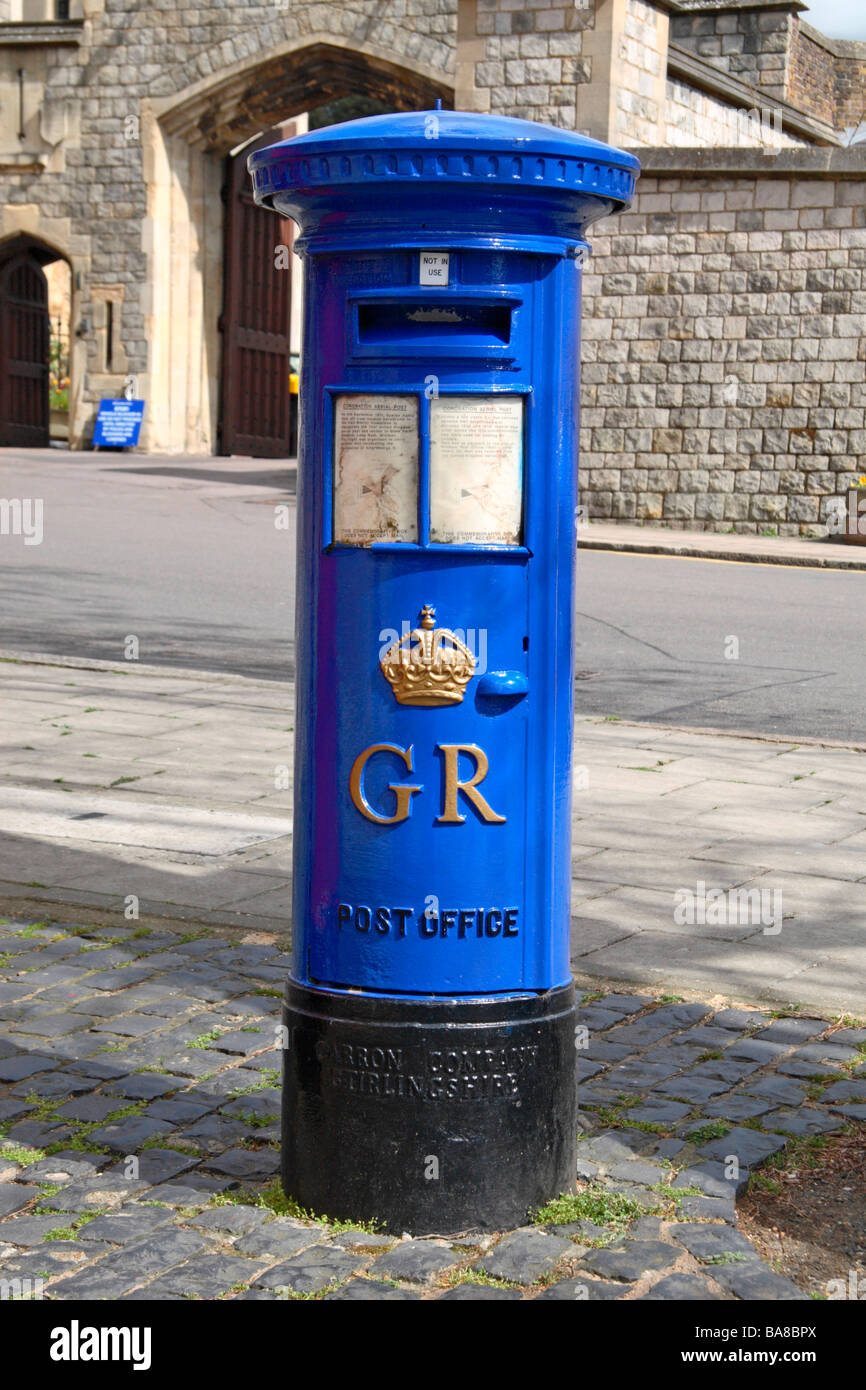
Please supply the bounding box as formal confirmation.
[2,448,864,740]
[0,449,294,683]
[574,549,865,741]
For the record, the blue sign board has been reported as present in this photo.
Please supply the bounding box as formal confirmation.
[93,398,145,448]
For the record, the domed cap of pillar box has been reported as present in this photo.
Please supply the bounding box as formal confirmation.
[248,108,639,251]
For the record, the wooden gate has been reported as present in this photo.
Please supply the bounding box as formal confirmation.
[0,252,50,448]
[219,141,293,457]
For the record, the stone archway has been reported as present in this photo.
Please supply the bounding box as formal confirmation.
[0,232,76,449]
[140,37,453,455]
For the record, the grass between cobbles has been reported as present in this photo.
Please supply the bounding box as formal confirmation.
[235,1111,273,1130]
[5,1091,149,1158]
[532,1187,660,1228]
[140,1136,203,1156]
[831,1013,865,1030]
[746,1121,860,1196]
[43,1209,107,1240]
[841,1043,866,1073]
[33,1182,62,1200]
[438,1263,517,1290]
[228,1071,280,1095]
[208,1180,382,1234]
[12,922,59,939]
[286,1281,343,1300]
[1,1139,47,1167]
[685,1121,731,1144]
[806,1076,841,1099]
[44,1136,110,1156]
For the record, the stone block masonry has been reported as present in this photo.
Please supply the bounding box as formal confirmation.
[580,155,866,535]
[670,1,793,106]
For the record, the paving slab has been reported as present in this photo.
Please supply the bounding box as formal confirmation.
[75,1204,176,1244]
[678,1195,738,1225]
[0,1214,76,1246]
[673,1162,750,1200]
[154,1253,270,1299]
[641,1273,724,1300]
[673,1223,761,1264]
[372,1240,461,1284]
[0,1185,39,1218]
[36,1174,151,1214]
[477,1230,575,1285]
[533,1277,626,1300]
[233,1220,325,1260]
[189,1205,272,1237]
[47,1229,213,1300]
[709,1261,807,1300]
[764,1108,844,1138]
[580,1240,680,1282]
[254,1246,363,1295]
[697,1128,788,1167]
[326,1278,420,1300]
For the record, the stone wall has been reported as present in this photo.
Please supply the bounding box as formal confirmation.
[665,77,802,147]
[611,0,668,146]
[670,2,792,106]
[459,0,593,128]
[789,20,866,134]
[580,160,866,535]
[787,19,836,126]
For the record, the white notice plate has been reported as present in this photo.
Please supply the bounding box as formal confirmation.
[419,252,450,286]
[333,394,418,545]
[429,396,524,546]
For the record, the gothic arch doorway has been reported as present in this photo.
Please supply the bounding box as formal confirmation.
[144,37,451,454]
[0,235,72,448]
[0,249,50,446]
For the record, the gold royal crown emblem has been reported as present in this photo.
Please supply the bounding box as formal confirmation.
[380,605,477,707]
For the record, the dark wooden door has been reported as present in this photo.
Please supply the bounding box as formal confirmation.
[219,144,292,457]
[0,252,50,447]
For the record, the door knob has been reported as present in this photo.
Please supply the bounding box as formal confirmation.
[477,670,529,698]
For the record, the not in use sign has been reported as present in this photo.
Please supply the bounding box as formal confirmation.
[93,398,145,448]
[419,252,450,285]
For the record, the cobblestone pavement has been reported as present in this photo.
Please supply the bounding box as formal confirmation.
[1,918,863,1301]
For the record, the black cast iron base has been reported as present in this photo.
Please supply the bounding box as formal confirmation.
[281,978,577,1235]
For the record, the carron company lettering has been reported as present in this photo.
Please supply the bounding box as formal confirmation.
[328,1066,525,1103]
[321,1042,541,1102]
